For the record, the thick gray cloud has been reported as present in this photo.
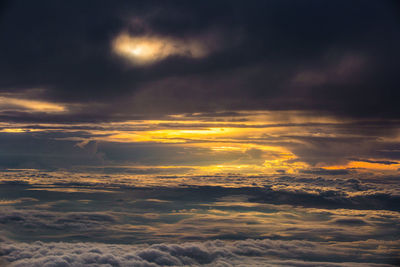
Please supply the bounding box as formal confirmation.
[0,0,399,171]
[0,208,117,233]
[1,238,398,266]
[0,0,399,121]
[0,178,399,266]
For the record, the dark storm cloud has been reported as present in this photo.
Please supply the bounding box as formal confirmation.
[0,0,399,121]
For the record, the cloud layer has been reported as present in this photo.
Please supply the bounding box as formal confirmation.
[0,1,399,119]
[1,238,399,267]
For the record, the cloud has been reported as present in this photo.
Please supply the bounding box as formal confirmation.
[299,168,350,176]
[0,180,398,266]
[0,208,118,233]
[348,158,399,165]
[0,132,105,170]
[1,179,399,244]
[333,218,368,226]
[0,1,399,173]
[112,32,218,65]
[0,96,66,113]
[0,238,398,266]
[0,1,398,119]
[283,135,398,166]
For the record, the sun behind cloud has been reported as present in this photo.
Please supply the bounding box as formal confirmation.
[112,33,209,65]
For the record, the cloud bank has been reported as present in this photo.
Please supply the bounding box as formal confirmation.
[1,238,399,267]
[0,0,399,119]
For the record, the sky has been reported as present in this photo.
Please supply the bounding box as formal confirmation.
[0,1,399,266]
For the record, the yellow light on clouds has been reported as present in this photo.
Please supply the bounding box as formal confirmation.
[112,33,209,65]
[325,160,399,171]
[0,97,66,113]
[1,128,26,133]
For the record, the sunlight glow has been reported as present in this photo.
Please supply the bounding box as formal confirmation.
[112,33,209,65]
[325,161,399,171]
[2,111,394,176]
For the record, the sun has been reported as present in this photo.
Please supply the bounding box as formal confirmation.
[130,47,143,55]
